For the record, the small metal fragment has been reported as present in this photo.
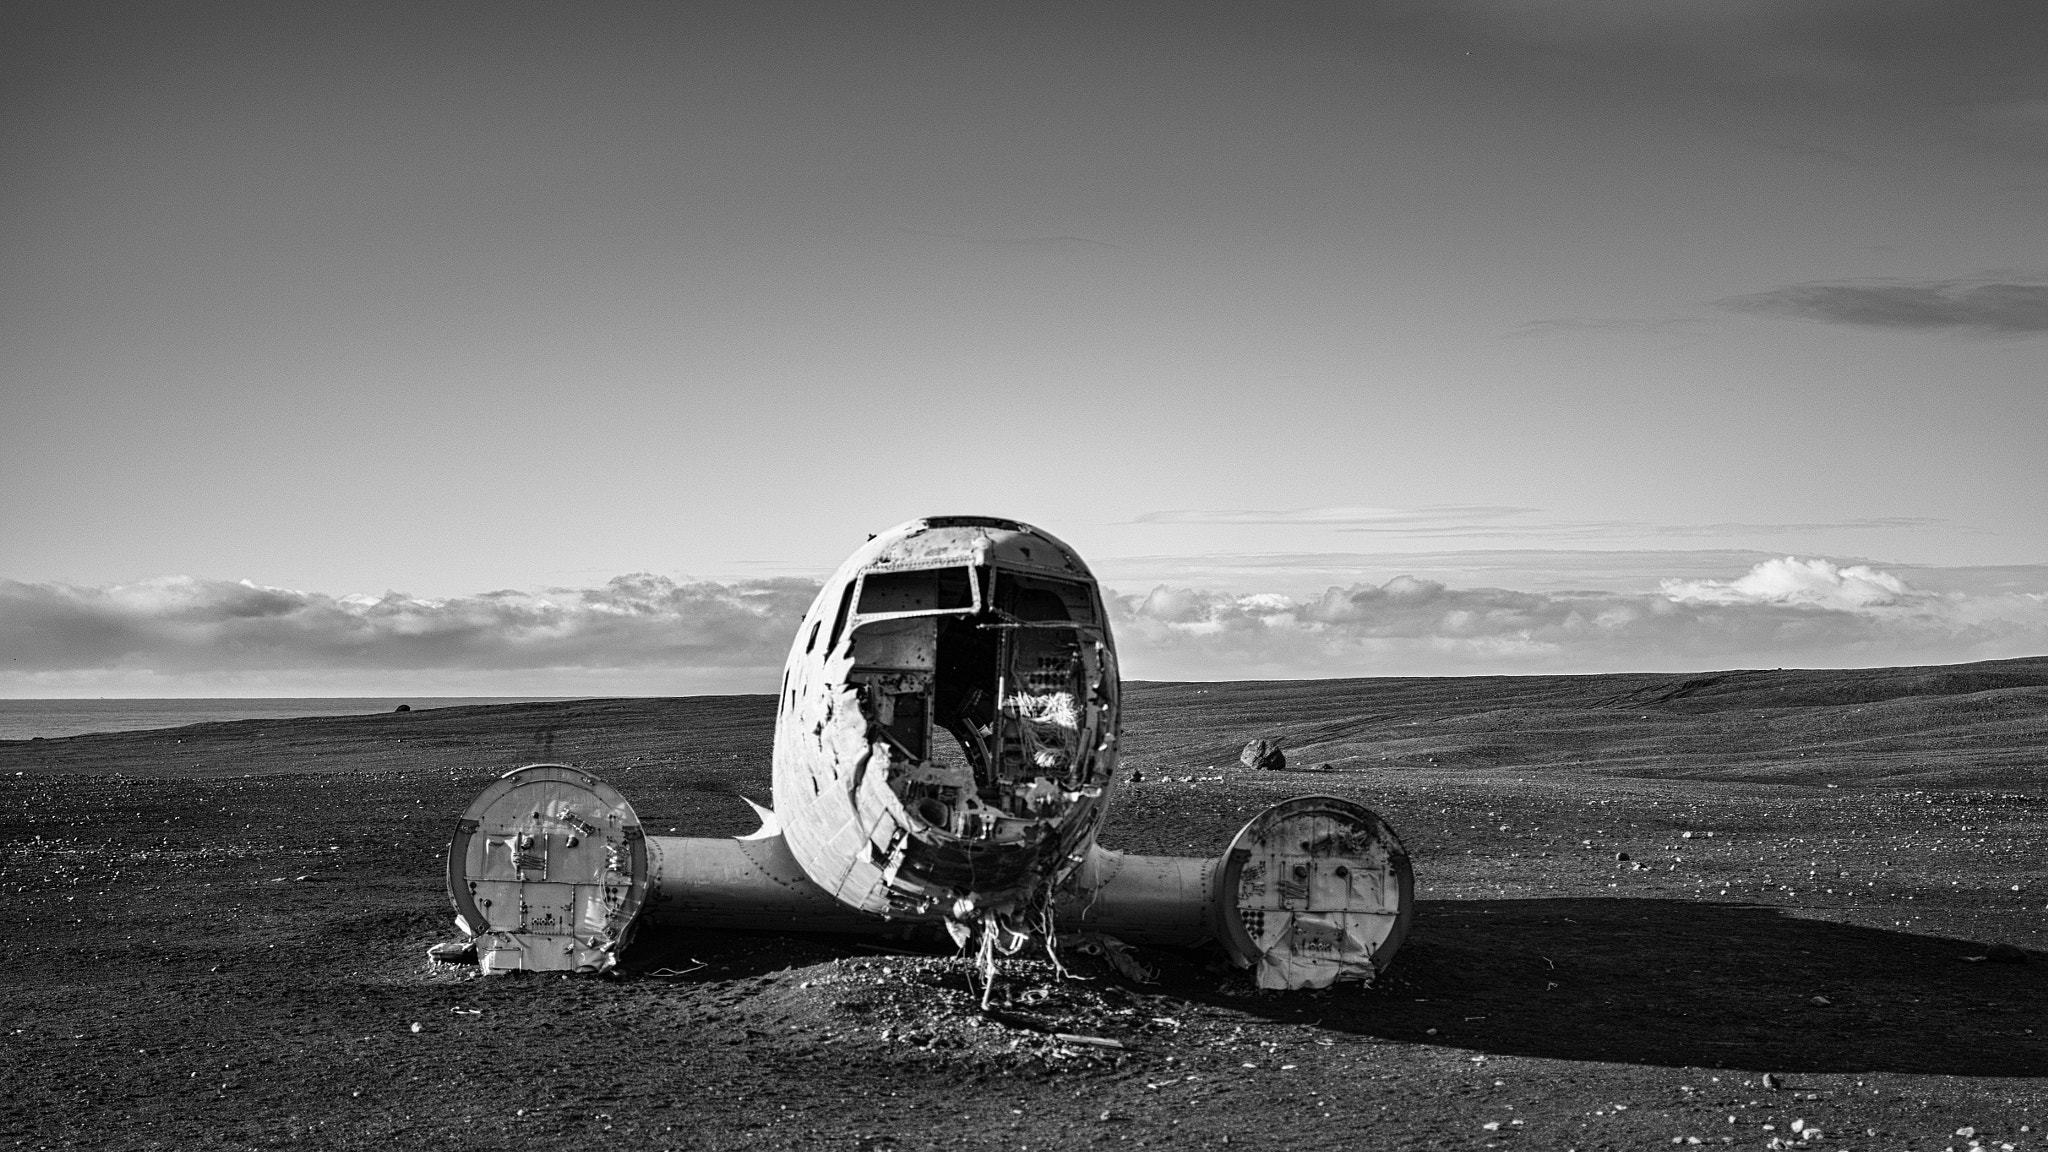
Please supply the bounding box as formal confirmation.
[1055,1033,1125,1049]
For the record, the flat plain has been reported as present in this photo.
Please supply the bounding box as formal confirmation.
[3,658,2045,1150]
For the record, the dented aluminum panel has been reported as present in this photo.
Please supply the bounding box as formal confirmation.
[446,764,648,974]
[1216,795,1414,990]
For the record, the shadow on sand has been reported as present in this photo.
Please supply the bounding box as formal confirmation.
[1213,898,2045,1077]
[627,899,2044,1077]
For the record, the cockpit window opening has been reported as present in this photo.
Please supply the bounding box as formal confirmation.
[922,515,1021,531]
[840,559,1110,840]
[991,570,1097,625]
[856,566,978,617]
[826,579,858,653]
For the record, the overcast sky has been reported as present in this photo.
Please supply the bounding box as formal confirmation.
[4,1,2045,695]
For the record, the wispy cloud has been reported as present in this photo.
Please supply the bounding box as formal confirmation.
[1130,505,1537,527]
[1331,518,1957,540]
[1717,277,2048,335]
[897,229,1122,255]
[1502,317,1704,340]
[1130,504,1953,542]
[1336,517,1957,541]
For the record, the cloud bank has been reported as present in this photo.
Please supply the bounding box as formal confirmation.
[0,574,818,695]
[1108,558,2048,681]
[1717,278,2048,335]
[4,559,2044,695]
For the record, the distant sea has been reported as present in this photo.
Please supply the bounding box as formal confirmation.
[0,698,577,742]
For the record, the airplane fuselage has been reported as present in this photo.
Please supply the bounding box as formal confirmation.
[772,516,1119,936]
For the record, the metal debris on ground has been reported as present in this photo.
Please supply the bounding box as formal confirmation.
[1054,1033,1125,1049]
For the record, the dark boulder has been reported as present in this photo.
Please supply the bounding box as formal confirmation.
[1239,738,1286,771]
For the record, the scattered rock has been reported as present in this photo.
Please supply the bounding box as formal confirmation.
[1614,852,1630,861]
[1761,1073,1782,1090]
[1809,996,1831,1006]
[1239,739,1285,772]
[1985,943,2028,964]
[1127,769,1144,783]
[393,704,411,712]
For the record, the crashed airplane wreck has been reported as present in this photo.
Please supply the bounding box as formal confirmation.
[443,516,1415,990]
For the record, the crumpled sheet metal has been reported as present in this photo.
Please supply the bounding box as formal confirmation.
[445,764,648,975]
[1215,795,1414,990]
[769,518,1119,932]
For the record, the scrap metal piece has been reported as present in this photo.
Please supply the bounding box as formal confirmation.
[446,764,649,974]
[1214,794,1414,990]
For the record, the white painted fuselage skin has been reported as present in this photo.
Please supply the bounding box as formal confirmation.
[770,517,1120,929]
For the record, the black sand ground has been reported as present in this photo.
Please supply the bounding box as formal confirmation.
[3,658,2045,1150]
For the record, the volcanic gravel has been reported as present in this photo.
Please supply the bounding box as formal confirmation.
[3,658,2045,1149]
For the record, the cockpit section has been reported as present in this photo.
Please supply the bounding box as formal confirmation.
[837,563,1113,847]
